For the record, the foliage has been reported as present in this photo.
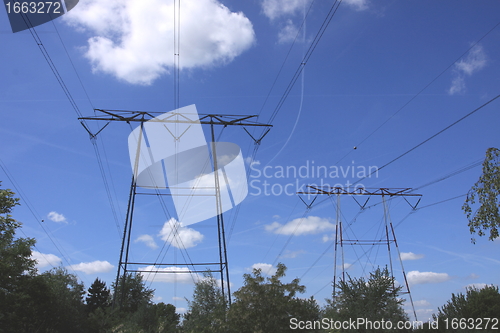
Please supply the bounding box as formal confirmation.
[0,183,185,333]
[0,185,37,332]
[227,262,321,333]
[325,266,409,333]
[41,267,88,332]
[112,272,155,314]
[87,278,111,314]
[432,285,500,332]
[0,185,36,294]
[132,302,180,333]
[182,271,228,333]
[463,147,500,242]
[2,266,88,332]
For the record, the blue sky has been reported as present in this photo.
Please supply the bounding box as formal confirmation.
[1,0,500,321]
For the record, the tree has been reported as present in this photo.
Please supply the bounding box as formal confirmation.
[113,272,155,314]
[0,185,37,332]
[432,285,500,332]
[227,263,321,333]
[462,147,500,242]
[133,302,180,333]
[40,267,88,332]
[0,185,36,293]
[86,278,111,314]
[326,266,409,333]
[182,271,228,333]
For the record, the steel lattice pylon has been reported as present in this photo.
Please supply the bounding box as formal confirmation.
[297,186,422,321]
[80,109,272,308]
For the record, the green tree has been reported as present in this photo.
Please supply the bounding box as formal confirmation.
[40,266,88,332]
[462,147,500,242]
[432,285,500,332]
[325,267,409,333]
[182,271,228,333]
[133,302,180,333]
[227,263,321,333]
[6,266,88,333]
[113,272,155,314]
[0,185,37,332]
[86,278,111,314]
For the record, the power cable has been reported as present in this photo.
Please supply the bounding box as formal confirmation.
[0,158,87,283]
[353,93,500,185]
[335,20,500,165]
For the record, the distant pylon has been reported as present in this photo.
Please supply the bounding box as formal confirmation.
[297,186,422,320]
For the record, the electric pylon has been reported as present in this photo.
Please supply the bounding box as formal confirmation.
[80,108,272,307]
[297,186,422,320]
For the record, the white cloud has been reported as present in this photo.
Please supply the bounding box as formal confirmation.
[448,44,487,95]
[261,0,307,20]
[278,19,299,44]
[343,0,369,11]
[139,265,200,284]
[250,263,277,276]
[280,250,305,258]
[64,0,255,85]
[448,75,466,95]
[265,216,335,235]
[47,211,67,223]
[68,260,114,274]
[465,283,487,290]
[455,45,487,75]
[159,218,204,249]
[416,308,434,318]
[336,263,353,270]
[176,307,187,314]
[172,296,184,301]
[413,300,431,307]
[322,233,335,243]
[407,271,451,285]
[31,251,62,269]
[400,252,424,261]
[135,234,158,249]
[467,273,480,279]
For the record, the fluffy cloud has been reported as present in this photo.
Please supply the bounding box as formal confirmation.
[280,250,305,259]
[407,271,451,285]
[265,216,335,235]
[68,260,114,274]
[413,300,431,307]
[159,218,204,249]
[47,211,67,223]
[343,0,369,11]
[448,44,487,95]
[139,265,200,284]
[261,0,306,20]
[31,251,62,269]
[278,19,299,44]
[250,263,277,276]
[416,308,434,317]
[465,283,488,290]
[322,233,335,243]
[400,252,424,261]
[135,234,158,249]
[64,0,255,85]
